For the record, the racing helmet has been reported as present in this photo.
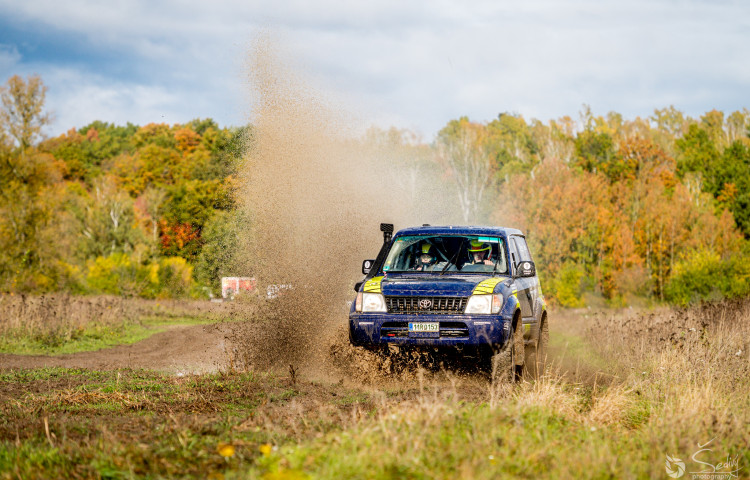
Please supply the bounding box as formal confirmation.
[468,240,491,260]
[419,243,437,265]
[468,240,491,254]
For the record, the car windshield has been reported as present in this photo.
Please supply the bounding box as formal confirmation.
[382,235,508,274]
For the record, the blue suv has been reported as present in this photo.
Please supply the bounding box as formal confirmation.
[349,224,548,380]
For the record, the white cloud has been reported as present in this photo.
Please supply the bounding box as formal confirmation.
[0,44,20,72]
[39,66,245,135]
[1,0,748,139]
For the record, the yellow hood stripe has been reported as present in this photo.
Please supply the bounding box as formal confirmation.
[363,276,384,293]
[472,277,504,295]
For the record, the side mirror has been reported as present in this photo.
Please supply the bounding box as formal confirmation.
[515,261,536,278]
[354,281,363,293]
[362,259,375,275]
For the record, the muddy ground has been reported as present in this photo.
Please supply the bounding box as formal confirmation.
[0,323,235,375]
[0,308,602,396]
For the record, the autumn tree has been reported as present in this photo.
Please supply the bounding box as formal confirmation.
[41,121,137,181]
[436,117,494,223]
[531,117,576,164]
[0,74,52,153]
[497,156,616,304]
[0,75,68,291]
[74,176,143,259]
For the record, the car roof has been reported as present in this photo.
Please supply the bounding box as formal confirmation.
[393,225,524,237]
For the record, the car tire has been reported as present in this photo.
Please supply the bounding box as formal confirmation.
[523,316,548,381]
[489,331,520,383]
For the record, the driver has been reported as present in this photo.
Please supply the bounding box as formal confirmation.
[468,240,493,265]
[416,243,437,271]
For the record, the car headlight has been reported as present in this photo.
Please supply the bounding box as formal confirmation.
[359,293,387,313]
[464,294,503,314]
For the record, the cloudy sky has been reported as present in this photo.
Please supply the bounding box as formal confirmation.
[0,0,748,140]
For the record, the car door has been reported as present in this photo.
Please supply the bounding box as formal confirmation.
[510,235,536,320]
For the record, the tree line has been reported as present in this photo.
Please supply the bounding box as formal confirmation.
[0,75,245,298]
[1,74,748,305]
[437,108,750,306]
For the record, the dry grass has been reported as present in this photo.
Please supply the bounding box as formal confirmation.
[2,299,749,479]
[586,299,750,378]
[0,293,257,345]
[543,299,750,464]
[0,294,143,334]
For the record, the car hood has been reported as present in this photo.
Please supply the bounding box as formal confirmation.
[379,273,508,296]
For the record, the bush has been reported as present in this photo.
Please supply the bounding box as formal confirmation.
[551,262,586,307]
[84,253,194,298]
[85,253,137,295]
[665,248,750,305]
[157,257,193,298]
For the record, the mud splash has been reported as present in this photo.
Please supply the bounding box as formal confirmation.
[229,35,457,380]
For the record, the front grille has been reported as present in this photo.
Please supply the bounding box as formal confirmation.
[380,321,470,338]
[385,296,467,315]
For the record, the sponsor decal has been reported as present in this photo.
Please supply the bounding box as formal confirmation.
[363,276,384,294]
[473,278,504,295]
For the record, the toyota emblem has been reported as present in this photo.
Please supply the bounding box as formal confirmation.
[418,299,432,309]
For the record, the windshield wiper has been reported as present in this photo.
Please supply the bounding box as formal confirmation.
[441,239,465,275]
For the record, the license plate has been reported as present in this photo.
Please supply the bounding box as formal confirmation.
[409,322,439,332]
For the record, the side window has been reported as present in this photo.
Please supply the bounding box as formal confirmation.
[495,241,507,273]
[513,236,532,262]
[509,237,518,267]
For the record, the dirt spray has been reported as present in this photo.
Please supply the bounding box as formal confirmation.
[229,35,458,378]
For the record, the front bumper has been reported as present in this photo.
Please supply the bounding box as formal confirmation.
[349,312,511,347]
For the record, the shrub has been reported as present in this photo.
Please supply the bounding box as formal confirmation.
[551,262,586,307]
[156,257,194,298]
[84,253,194,298]
[665,248,750,305]
[85,253,134,295]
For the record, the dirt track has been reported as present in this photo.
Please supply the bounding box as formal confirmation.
[0,317,524,394]
[0,323,234,374]
[0,311,595,390]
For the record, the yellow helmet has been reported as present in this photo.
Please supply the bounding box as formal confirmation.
[468,240,490,253]
[419,243,436,265]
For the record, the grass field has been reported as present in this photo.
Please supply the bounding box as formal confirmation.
[1,297,749,479]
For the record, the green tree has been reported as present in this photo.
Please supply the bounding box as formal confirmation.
[716,141,750,237]
[574,130,618,179]
[485,113,537,179]
[675,124,719,187]
[195,210,243,293]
